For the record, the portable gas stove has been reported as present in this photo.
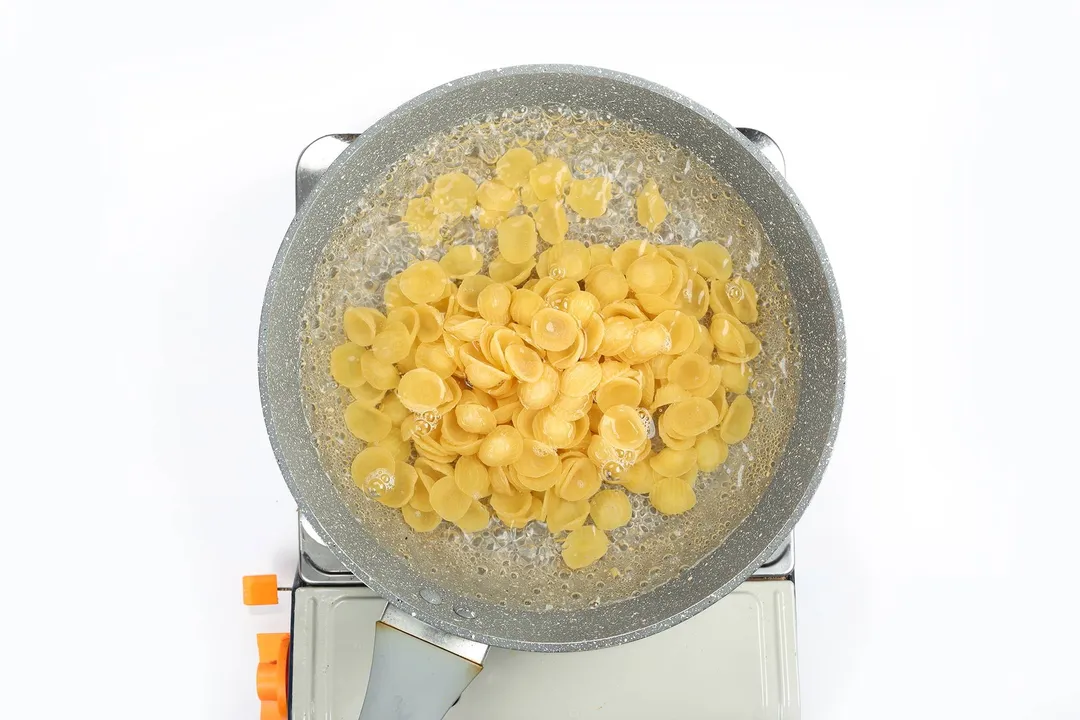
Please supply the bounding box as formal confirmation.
[245,127,801,720]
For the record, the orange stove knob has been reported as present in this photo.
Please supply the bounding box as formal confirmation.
[255,633,289,720]
[243,574,280,606]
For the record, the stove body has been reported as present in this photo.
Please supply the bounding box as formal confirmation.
[280,128,801,720]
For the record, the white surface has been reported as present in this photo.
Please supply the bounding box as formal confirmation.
[2,1,1078,718]
[291,582,798,720]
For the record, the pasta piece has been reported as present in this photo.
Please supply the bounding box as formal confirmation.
[398,260,449,305]
[545,494,590,533]
[529,157,571,201]
[667,354,711,390]
[649,477,697,515]
[477,283,513,325]
[497,215,538,264]
[636,180,668,232]
[455,500,491,533]
[599,404,648,451]
[454,455,491,499]
[585,265,629,307]
[330,343,366,387]
[495,148,537,188]
[343,307,384,347]
[531,308,577,352]
[590,489,632,530]
[556,456,602,502]
[595,377,643,413]
[431,172,478,217]
[663,398,721,437]
[403,196,444,245]
[649,447,698,478]
[567,176,612,218]
[455,403,497,435]
[344,402,393,443]
[402,506,442,532]
[439,245,484,278]
[626,255,673,296]
[534,199,569,245]
[478,426,525,466]
[720,395,754,444]
[397,368,447,413]
[561,525,610,569]
[692,241,733,282]
[360,351,400,391]
[695,431,729,472]
[429,475,472,522]
[505,344,543,383]
[518,365,559,410]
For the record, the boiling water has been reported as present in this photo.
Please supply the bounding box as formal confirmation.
[299,106,800,611]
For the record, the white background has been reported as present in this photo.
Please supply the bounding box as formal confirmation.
[3,1,1079,717]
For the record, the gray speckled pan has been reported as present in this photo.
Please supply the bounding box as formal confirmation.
[259,65,845,652]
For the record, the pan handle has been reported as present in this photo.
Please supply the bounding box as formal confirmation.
[358,604,489,720]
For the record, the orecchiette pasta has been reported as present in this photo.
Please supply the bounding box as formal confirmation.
[329,149,764,569]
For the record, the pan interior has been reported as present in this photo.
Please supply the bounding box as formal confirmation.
[261,66,843,650]
[300,107,799,612]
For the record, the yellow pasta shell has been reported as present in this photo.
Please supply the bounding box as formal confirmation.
[515,438,561,478]
[590,489,632,530]
[720,394,754,444]
[350,382,386,406]
[599,404,648,451]
[454,403,496,435]
[556,456,602,502]
[409,481,433,512]
[430,172,477,217]
[477,282,512,325]
[398,260,449,305]
[533,408,576,449]
[636,180,669,232]
[360,351,400,391]
[429,474,472,522]
[667,354,711,390]
[545,494,590,533]
[497,215,538,264]
[414,342,456,379]
[530,308,576,352]
[495,147,537,189]
[560,361,602,397]
[456,275,493,312]
[649,477,696,515]
[330,343,366,387]
[343,307,384,347]
[504,344,543,383]
[597,316,635,356]
[626,254,673,296]
[534,199,569,245]
[695,431,729,472]
[566,176,612,219]
[719,361,751,395]
[344,402,392,443]
[402,506,442,532]
[477,426,524,466]
[692,241,733,282]
[370,320,412,364]
[664,398,721,437]
[477,180,518,213]
[649,447,699,478]
[529,157,571,201]
[489,255,536,286]
[455,500,491,533]
[396,368,447,413]
[439,245,484,278]
[510,289,545,325]
[489,489,533,519]
[595,377,643,414]
[561,525,610,569]
[454,455,491,499]
[412,304,444,343]
[585,265,629,307]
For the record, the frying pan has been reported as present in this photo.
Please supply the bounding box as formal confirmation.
[259,65,845,718]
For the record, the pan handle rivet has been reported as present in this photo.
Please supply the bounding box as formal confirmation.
[454,606,477,620]
[419,588,442,605]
